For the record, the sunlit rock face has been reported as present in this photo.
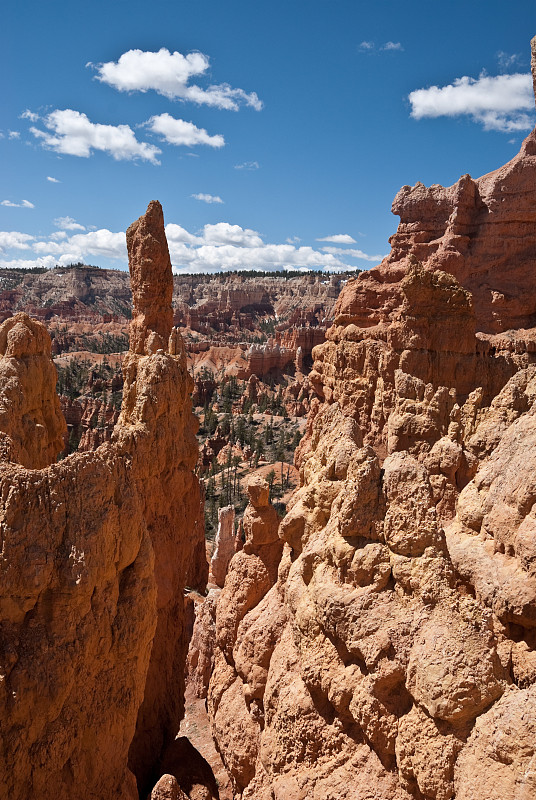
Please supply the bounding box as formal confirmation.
[0,201,206,800]
[205,40,536,800]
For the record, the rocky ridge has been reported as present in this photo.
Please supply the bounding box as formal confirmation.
[202,40,536,800]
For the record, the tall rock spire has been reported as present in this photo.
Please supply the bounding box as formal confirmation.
[126,200,174,355]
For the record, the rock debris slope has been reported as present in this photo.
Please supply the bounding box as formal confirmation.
[206,40,536,800]
[0,200,206,800]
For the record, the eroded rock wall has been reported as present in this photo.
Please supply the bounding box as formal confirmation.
[0,201,206,800]
[206,45,536,800]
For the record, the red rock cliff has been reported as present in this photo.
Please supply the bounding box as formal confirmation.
[205,42,536,800]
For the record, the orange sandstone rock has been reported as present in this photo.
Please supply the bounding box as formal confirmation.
[0,201,206,800]
[205,39,536,799]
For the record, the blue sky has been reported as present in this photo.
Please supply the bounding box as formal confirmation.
[1,0,535,273]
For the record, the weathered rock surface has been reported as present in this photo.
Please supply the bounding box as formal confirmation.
[205,41,536,800]
[0,201,206,800]
[210,505,237,588]
[207,478,283,794]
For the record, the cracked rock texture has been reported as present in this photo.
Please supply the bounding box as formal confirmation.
[0,201,206,800]
[206,48,536,800]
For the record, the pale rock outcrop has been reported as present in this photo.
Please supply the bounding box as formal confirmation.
[210,505,236,588]
[0,201,206,800]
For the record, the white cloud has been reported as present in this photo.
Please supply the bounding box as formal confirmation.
[286,236,301,244]
[7,229,127,266]
[47,176,61,183]
[66,229,126,259]
[497,51,522,70]
[316,234,356,244]
[145,113,224,148]
[192,193,224,204]
[409,72,535,132]
[0,231,35,252]
[0,256,61,270]
[234,160,259,170]
[54,216,85,231]
[8,131,20,139]
[165,223,203,246]
[30,109,161,163]
[0,220,370,274]
[202,222,263,247]
[1,199,34,208]
[321,246,386,262]
[170,243,349,274]
[359,41,403,53]
[91,48,263,111]
[20,109,39,121]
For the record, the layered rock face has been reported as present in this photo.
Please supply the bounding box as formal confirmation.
[0,201,206,800]
[208,478,283,794]
[206,50,536,800]
[209,342,536,800]
[386,132,536,334]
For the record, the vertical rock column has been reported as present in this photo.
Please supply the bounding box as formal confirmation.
[126,199,174,356]
[122,201,208,793]
[210,505,237,587]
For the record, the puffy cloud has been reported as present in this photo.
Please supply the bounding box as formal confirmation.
[91,48,262,111]
[1,199,34,208]
[170,243,349,274]
[165,223,203,246]
[0,220,375,274]
[381,41,403,51]
[234,160,259,170]
[67,229,126,259]
[359,41,375,51]
[54,216,85,231]
[192,193,224,204]
[0,256,60,270]
[0,228,126,267]
[30,109,161,162]
[409,72,534,132]
[202,222,263,247]
[20,109,39,121]
[0,231,35,252]
[8,131,20,139]
[47,176,61,183]
[320,246,386,262]
[316,233,356,244]
[145,113,224,148]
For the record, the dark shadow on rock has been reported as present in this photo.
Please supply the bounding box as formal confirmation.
[150,736,220,800]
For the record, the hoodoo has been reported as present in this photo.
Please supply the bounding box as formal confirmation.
[0,201,206,800]
[204,39,536,800]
